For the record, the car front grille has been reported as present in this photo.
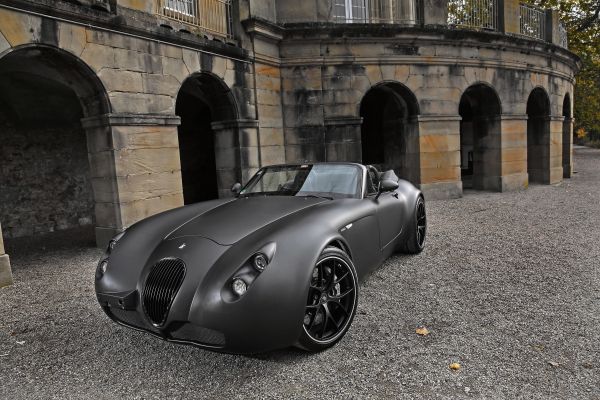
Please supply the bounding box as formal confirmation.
[142,258,186,326]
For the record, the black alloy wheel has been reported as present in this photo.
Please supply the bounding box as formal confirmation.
[297,246,358,352]
[400,195,427,254]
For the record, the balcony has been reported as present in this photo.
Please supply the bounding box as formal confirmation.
[156,0,233,38]
[448,0,499,31]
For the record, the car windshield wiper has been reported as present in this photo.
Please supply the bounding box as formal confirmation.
[300,194,334,200]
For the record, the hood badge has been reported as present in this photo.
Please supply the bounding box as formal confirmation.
[178,243,186,250]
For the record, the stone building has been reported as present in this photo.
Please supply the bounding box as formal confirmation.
[0,0,580,287]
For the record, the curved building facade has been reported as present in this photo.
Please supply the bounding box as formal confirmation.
[0,0,581,285]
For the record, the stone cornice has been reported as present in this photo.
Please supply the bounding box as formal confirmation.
[81,113,181,128]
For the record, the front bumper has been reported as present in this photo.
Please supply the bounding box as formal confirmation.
[98,290,227,350]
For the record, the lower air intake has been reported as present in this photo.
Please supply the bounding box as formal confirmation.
[142,258,186,326]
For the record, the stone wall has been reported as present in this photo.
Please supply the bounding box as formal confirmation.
[0,120,95,239]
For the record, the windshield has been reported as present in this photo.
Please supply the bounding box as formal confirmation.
[240,164,363,199]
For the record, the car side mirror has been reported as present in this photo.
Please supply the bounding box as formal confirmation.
[376,179,399,199]
[231,182,242,196]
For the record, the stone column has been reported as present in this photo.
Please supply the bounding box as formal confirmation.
[324,117,362,163]
[472,116,502,191]
[563,117,574,178]
[499,0,521,35]
[549,116,565,184]
[500,115,529,191]
[418,115,462,200]
[422,0,449,27]
[82,113,184,248]
[212,119,260,197]
[0,223,13,288]
[545,9,561,45]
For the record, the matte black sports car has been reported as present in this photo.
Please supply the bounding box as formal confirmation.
[95,163,426,353]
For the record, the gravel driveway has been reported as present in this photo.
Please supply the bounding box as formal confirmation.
[1,147,599,400]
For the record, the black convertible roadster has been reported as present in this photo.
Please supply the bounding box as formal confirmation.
[95,163,426,353]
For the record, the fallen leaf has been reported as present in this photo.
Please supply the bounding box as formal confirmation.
[449,362,461,371]
[415,327,430,336]
[15,341,25,345]
[548,361,559,368]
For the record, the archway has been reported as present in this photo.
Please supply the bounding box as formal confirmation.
[176,73,237,204]
[527,88,551,184]
[360,82,420,183]
[0,46,109,243]
[562,93,572,178]
[459,84,502,190]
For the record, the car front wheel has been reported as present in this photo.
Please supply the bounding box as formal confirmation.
[296,246,358,352]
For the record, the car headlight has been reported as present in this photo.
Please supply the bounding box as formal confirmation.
[253,253,268,271]
[107,230,127,254]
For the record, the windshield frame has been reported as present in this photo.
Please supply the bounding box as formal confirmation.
[239,163,366,200]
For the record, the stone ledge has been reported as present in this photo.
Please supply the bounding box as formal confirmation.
[211,119,260,130]
[81,113,181,128]
[324,116,363,126]
[0,254,13,288]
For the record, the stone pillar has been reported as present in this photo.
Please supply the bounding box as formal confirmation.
[0,223,13,288]
[545,9,561,45]
[499,0,521,35]
[212,119,260,197]
[324,117,362,162]
[418,115,462,200]
[422,0,449,27]
[82,113,184,248]
[472,116,502,191]
[549,116,565,184]
[500,115,529,191]
[563,117,574,178]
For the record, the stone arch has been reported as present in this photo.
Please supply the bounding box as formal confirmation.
[176,72,239,203]
[0,44,111,242]
[562,93,573,178]
[526,87,552,184]
[458,83,503,191]
[359,81,420,183]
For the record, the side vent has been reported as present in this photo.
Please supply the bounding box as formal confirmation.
[142,258,186,326]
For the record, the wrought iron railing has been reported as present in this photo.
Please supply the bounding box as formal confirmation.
[331,0,423,25]
[519,3,546,40]
[157,0,233,38]
[448,0,498,31]
[558,22,568,48]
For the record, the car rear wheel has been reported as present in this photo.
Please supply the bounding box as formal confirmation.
[399,195,426,254]
[296,246,358,352]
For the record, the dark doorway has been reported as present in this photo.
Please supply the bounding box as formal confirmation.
[176,74,236,204]
[459,84,502,190]
[527,88,551,184]
[360,82,420,183]
[562,93,572,178]
[0,46,108,242]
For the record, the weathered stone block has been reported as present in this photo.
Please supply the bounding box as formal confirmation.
[0,8,40,46]
[117,171,184,203]
[420,181,463,200]
[119,192,184,228]
[58,23,87,57]
[114,48,163,74]
[260,145,286,165]
[98,68,144,93]
[259,127,285,146]
[500,173,528,191]
[80,43,117,71]
[109,92,175,114]
[0,254,13,288]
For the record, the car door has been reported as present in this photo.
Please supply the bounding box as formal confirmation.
[366,169,404,250]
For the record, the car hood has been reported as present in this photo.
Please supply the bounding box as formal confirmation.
[166,196,327,245]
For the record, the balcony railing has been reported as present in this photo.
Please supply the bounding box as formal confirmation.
[448,0,499,31]
[519,3,545,40]
[157,0,233,38]
[331,0,423,25]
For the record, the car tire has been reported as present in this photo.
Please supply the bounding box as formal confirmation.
[296,246,359,352]
[399,195,427,254]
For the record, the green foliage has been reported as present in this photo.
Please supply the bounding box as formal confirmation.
[532,0,600,138]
